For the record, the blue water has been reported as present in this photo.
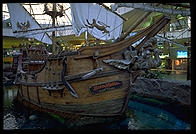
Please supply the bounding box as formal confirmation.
[3,85,191,130]
[126,101,190,129]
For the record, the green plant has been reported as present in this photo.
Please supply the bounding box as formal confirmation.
[143,70,164,79]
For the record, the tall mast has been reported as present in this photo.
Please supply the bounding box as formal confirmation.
[44,3,64,54]
[52,3,56,54]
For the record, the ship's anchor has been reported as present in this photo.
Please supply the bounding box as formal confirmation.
[62,57,78,98]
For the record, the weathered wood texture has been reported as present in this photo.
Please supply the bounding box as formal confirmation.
[16,15,170,117]
[18,47,130,116]
[18,75,130,115]
[17,92,124,119]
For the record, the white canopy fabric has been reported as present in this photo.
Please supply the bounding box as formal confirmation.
[7,3,52,44]
[70,3,123,40]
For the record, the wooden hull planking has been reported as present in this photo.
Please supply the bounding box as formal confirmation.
[17,49,133,117]
[15,15,170,118]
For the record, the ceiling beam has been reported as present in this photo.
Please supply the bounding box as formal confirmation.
[111,3,190,16]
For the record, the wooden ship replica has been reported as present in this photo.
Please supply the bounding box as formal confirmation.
[7,3,170,124]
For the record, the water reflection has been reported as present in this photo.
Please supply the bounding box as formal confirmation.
[3,86,20,130]
[127,101,190,130]
[3,86,18,108]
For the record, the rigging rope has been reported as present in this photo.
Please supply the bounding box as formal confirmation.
[87,3,89,35]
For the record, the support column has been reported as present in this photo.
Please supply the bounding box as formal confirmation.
[172,59,175,71]
[187,44,191,80]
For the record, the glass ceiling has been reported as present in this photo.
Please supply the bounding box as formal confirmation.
[2,3,132,25]
[3,3,72,26]
[3,3,130,38]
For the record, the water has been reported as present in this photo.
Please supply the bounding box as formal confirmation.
[3,86,18,108]
[127,101,190,129]
[3,85,191,130]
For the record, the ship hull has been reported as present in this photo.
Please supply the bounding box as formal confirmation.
[14,15,170,120]
[15,48,135,118]
[16,72,131,117]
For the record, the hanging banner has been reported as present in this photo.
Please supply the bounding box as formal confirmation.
[7,3,52,44]
[70,3,123,40]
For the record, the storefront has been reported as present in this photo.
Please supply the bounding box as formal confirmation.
[171,58,187,71]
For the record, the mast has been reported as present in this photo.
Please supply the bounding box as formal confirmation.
[52,3,56,54]
[44,3,64,54]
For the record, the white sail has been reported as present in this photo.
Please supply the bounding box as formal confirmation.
[7,3,52,44]
[70,3,123,40]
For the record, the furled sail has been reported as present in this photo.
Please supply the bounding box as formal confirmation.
[70,3,123,40]
[7,3,52,44]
